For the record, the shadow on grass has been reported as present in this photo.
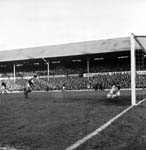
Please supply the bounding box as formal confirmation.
[103,96,131,106]
[51,95,131,107]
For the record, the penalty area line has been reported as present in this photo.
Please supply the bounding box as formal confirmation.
[65,98,146,150]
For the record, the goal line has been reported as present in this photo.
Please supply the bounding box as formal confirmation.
[65,97,146,150]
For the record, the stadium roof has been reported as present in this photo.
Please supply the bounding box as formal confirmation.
[0,36,143,62]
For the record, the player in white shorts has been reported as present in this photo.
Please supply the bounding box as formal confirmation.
[62,83,66,92]
[24,75,38,98]
[107,84,120,99]
[1,82,9,94]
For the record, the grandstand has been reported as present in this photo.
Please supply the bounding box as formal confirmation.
[0,37,132,90]
[1,35,146,150]
[0,36,145,91]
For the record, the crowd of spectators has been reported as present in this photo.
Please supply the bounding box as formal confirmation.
[40,73,131,90]
[1,72,146,91]
[1,60,146,91]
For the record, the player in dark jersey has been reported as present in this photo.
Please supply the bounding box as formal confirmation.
[1,81,8,94]
[24,75,38,98]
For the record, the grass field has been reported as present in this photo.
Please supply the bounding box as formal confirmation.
[0,90,146,150]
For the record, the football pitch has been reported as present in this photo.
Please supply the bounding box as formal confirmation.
[0,90,146,150]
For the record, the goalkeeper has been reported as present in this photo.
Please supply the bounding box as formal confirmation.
[107,84,120,99]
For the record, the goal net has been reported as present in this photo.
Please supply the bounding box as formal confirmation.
[131,34,146,105]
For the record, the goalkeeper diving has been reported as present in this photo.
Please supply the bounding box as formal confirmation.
[107,84,121,99]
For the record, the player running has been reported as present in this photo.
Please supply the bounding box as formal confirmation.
[24,75,38,98]
[107,84,120,99]
[1,81,9,94]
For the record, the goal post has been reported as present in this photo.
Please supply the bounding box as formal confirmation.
[131,33,136,105]
[130,33,146,105]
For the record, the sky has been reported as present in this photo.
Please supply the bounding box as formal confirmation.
[0,0,146,51]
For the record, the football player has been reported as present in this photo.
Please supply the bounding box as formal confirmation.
[24,75,38,98]
[107,84,120,99]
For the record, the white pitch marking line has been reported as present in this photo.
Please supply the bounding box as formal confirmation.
[0,147,7,150]
[65,98,146,150]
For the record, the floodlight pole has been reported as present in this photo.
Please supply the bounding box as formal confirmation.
[130,33,136,105]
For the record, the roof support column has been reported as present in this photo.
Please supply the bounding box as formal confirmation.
[42,58,50,82]
[47,61,50,82]
[87,58,90,79]
[13,64,16,83]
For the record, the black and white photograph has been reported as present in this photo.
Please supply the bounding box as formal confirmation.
[0,0,146,150]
